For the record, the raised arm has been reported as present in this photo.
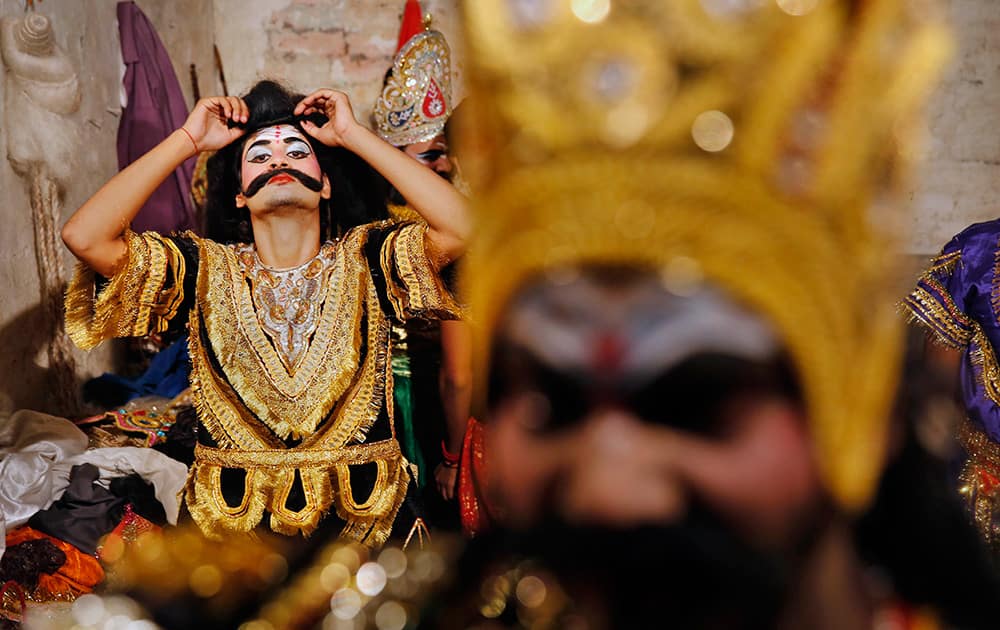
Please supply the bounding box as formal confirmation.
[295,89,470,263]
[61,97,249,276]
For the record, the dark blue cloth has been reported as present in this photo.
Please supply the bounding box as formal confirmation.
[83,337,190,406]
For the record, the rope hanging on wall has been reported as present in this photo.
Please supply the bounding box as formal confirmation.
[1,12,81,416]
[29,165,79,414]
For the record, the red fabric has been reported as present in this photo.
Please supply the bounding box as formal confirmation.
[458,417,498,537]
[397,0,424,52]
[977,466,1000,495]
[99,504,160,557]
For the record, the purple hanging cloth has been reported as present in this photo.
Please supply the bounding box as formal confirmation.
[117,1,196,234]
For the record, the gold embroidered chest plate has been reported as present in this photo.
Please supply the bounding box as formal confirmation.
[235,241,336,374]
[187,229,390,447]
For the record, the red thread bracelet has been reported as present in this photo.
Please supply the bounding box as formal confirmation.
[441,440,460,466]
[180,127,199,154]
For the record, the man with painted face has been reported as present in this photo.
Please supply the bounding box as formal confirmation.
[61,79,468,548]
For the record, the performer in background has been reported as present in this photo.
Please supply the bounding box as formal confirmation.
[904,216,1000,549]
[373,0,471,524]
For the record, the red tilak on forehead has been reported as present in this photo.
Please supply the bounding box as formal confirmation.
[250,124,299,143]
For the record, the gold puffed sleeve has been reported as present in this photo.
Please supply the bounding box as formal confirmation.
[65,230,189,350]
[379,222,460,321]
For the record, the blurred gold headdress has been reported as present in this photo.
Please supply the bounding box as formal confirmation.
[460,0,950,510]
[374,0,453,147]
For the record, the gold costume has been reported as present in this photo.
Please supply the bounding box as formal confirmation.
[66,221,458,546]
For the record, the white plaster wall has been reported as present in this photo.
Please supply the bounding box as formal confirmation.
[211,0,464,128]
[907,0,1000,255]
[133,0,223,105]
[0,0,214,414]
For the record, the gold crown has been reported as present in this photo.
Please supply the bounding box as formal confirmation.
[459,0,950,511]
[373,27,453,146]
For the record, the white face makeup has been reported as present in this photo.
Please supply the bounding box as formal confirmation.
[240,124,322,192]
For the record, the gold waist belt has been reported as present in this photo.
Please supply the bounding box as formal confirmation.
[186,438,408,544]
[193,438,402,469]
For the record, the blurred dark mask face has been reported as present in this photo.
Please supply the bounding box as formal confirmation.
[482,266,828,603]
[402,133,453,180]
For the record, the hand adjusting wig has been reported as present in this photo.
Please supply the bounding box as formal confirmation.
[202,80,388,244]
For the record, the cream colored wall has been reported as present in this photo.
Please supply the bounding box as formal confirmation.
[907,0,1000,255]
[211,0,464,128]
[0,0,215,414]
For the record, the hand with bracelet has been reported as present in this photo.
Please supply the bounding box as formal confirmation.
[179,95,249,156]
[434,439,460,501]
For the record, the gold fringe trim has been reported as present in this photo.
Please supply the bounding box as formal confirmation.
[928,249,961,275]
[193,440,400,468]
[968,323,1000,409]
[335,459,411,548]
[902,277,973,349]
[385,222,461,320]
[185,464,268,538]
[991,237,1000,327]
[957,418,1000,544]
[959,417,1000,470]
[905,258,1000,412]
[64,230,180,349]
[186,439,404,540]
[268,467,334,537]
[187,311,281,449]
[381,227,408,318]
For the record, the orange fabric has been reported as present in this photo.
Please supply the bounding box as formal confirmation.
[5,526,104,599]
[458,417,498,537]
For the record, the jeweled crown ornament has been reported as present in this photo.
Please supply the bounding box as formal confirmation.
[460,0,951,511]
[374,0,453,147]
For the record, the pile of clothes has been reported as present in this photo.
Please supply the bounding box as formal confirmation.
[0,365,193,625]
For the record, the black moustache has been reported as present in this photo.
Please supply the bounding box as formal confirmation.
[242,168,323,198]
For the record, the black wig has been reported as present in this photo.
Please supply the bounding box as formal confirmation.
[202,80,389,244]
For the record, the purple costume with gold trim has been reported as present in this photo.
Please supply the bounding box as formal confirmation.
[905,219,1000,542]
[905,220,1000,439]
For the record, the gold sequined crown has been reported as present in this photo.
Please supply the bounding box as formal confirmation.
[374,5,453,147]
[460,0,950,510]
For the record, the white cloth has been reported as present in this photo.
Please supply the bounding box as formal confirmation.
[0,409,189,561]
[0,409,89,561]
